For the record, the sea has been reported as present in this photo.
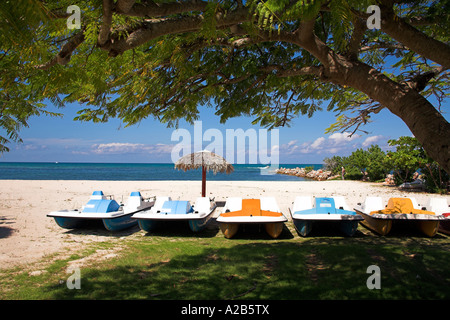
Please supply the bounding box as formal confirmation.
[0,162,323,181]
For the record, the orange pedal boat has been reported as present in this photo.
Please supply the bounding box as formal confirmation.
[217,197,287,239]
[355,197,445,237]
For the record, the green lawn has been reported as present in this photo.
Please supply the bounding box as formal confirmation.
[1,221,449,300]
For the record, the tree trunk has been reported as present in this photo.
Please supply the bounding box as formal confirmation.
[331,61,450,173]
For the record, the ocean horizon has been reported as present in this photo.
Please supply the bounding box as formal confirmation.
[0,162,323,181]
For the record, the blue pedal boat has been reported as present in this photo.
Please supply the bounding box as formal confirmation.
[132,196,216,232]
[48,191,155,231]
[290,196,363,237]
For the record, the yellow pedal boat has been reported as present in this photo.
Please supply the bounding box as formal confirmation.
[354,197,445,237]
[217,197,287,239]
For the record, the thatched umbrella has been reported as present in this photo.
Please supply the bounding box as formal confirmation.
[174,150,234,197]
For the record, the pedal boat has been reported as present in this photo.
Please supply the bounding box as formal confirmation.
[216,197,287,239]
[424,198,450,235]
[132,196,216,232]
[354,197,445,237]
[48,191,154,231]
[290,196,362,237]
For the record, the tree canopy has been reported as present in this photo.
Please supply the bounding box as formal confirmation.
[1,0,449,171]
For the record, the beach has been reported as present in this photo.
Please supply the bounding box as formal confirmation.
[1,179,449,269]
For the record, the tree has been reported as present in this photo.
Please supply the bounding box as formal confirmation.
[365,144,389,181]
[386,136,424,184]
[1,0,449,172]
[323,155,344,175]
[345,148,369,180]
[0,0,61,152]
[386,136,449,192]
[422,161,449,194]
[336,145,388,181]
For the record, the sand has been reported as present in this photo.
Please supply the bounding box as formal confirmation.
[0,179,449,269]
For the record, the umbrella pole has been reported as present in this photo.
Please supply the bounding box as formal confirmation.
[202,166,206,197]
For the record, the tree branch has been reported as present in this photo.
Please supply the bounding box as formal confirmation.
[98,0,113,46]
[359,41,407,52]
[103,7,250,56]
[260,65,325,78]
[117,0,208,17]
[116,0,136,14]
[297,19,316,44]
[403,66,448,92]
[36,30,85,70]
[346,17,366,60]
[292,18,333,67]
[379,1,450,68]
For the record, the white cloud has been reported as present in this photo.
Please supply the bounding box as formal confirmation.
[279,140,299,154]
[24,138,94,146]
[282,132,364,156]
[281,132,393,160]
[362,135,383,147]
[91,142,174,155]
[328,147,340,154]
[92,143,143,154]
[286,140,297,148]
[23,144,47,150]
[271,144,279,152]
[310,137,325,149]
[328,132,360,145]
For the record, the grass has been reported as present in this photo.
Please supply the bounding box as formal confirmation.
[1,221,449,300]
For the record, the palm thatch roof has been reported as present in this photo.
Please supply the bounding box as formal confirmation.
[174,150,234,175]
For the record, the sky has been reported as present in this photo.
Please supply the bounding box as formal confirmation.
[0,97,431,165]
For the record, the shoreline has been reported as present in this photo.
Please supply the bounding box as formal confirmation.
[1,179,449,269]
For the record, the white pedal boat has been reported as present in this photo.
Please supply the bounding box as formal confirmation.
[216,197,287,239]
[132,196,216,232]
[290,196,363,237]
[423,198,450,235]
[48,191,154,231]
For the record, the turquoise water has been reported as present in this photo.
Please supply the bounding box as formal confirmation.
[0,162,322,181]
